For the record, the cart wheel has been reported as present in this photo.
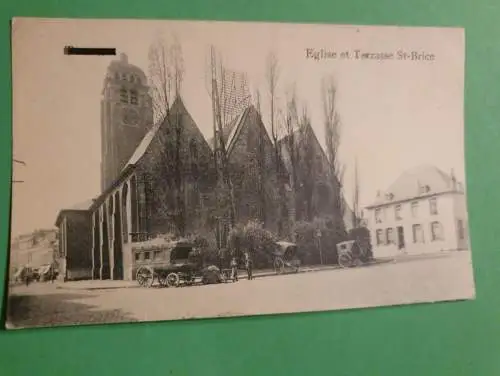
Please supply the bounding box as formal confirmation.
[274,258,285,274]
[166,272,180,288]
[157,273,168,287]
[136,266,154,288]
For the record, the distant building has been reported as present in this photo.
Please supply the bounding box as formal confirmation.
[364,165,469,258]
[10,229,58,272]
[55,201,93,280]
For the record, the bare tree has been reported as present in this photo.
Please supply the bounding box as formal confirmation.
[254,88,262,115]
[321,75,346,228]
[207,46,251,246]
[146,33,187,236]
[352,157,361,229]
[297,105,317,221]
[148,33,184,123]
[265,52,287,235]
[282,85,300,223]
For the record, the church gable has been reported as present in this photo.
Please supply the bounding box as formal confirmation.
[134,97,214,179]
[277,121,354,226]
[226,106,284,231]
[132,97,215,236]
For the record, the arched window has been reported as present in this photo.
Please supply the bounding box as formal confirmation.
[120,88,128,103]
[130,90,138,105]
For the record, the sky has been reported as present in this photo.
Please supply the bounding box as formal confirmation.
[10,18,466,237]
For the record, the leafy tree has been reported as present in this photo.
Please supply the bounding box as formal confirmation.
[228,220,277,268]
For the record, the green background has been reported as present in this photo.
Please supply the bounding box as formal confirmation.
[0,0,498,375]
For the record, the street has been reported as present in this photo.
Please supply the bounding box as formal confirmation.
[6,251,475,329]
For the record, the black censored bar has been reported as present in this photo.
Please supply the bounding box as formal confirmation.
[64,46,116,56]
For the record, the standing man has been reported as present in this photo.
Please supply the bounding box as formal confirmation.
[245,252,253,280]
[230,256,238,282]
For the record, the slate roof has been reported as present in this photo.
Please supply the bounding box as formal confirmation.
[367,165,462,208]
[122,96,196,170]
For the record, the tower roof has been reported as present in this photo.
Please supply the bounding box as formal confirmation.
[106,52,147,82]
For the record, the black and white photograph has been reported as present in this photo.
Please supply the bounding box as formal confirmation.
[7,17,475,329]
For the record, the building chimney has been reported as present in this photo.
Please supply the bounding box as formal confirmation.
[119,53,128,64]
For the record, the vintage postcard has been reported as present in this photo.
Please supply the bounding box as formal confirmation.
[6,17,475,329]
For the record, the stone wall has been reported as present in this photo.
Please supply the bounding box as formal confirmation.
[65,211,93,280]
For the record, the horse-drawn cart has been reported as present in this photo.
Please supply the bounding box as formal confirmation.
[336,239,371,268]
[272,241,301,274]
[133,238,223,288]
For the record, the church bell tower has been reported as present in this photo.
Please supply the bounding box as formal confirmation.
[100,53,153,192]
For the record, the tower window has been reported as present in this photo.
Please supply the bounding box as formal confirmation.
[130,90,138,105]
[120,88,128,103]
[114,72,120,80]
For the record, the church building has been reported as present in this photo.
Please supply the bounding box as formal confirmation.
[55,53,353,281]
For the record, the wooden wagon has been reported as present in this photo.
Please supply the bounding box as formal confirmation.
[133,239,223,288]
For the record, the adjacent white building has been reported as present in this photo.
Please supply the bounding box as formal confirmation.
[364,165,469,258]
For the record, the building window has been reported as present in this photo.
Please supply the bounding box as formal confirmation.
[412,224,424,243]
[120,88,128,103]
[134,252,140,261]
[375,208,382,223]
[144,251,151,260]
[130,90,138,105]
[429,198,438,215]
[431,221,443,241]
[386,228,394,245]
[395,205,402,221]
[419,184,431,194]
[376,229,384,245]
[457,219,465,240]
[411,201,419,217]
[121,73,127,80]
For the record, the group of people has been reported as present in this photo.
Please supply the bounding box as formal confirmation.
[230,252,253,282]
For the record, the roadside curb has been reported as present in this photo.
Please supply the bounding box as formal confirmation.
[54,259,393,291]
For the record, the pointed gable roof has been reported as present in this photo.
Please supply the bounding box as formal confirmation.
[226,106,268,155]
[207,109,247,152]
[123,96,211,170]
